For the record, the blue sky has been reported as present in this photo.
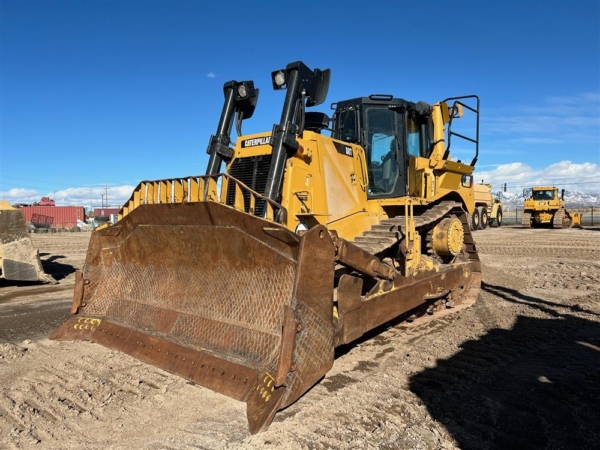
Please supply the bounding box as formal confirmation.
[1,0,599,206]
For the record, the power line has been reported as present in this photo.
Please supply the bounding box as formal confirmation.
[476,174,600,182]
[502,181,600,189]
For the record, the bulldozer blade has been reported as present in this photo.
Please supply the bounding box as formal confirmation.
[50,202,335,433]
[0,206,56,283]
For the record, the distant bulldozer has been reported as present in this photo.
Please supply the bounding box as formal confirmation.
[0,201,56,283]
[522,187,573,229]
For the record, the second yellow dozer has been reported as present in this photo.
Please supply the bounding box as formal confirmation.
[52,62,482,433]
[521,186,573,228]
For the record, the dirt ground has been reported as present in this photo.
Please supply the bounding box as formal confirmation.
[1,227,599,450]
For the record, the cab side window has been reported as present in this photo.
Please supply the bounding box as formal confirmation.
[340,110,358,143]
[407,116,430,158]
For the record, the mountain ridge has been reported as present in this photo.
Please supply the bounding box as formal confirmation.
[484,187,600,207]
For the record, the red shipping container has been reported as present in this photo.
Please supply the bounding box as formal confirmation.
[93,208,120,217]
[19,206,85,228]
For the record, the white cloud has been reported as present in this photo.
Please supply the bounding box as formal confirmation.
[475,160,600,194]
[206,72,216,78]
[1,188,39,200]
[0,185,135,208]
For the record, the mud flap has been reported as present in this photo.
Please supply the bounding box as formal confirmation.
[50,202,335,433]
[0,208,56,283]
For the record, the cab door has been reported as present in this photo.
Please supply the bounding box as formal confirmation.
[364,107,407,199]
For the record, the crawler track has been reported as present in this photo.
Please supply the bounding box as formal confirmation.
[552,207,572,228]
[521,212,532,228]
[351,200,482,313]
[352,201,472,254]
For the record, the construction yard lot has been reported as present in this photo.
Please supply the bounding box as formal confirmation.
[1,227,599,449]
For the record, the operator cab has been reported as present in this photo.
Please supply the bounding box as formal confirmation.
[331,95,433,199]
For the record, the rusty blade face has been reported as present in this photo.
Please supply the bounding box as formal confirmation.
[50,202,335,433]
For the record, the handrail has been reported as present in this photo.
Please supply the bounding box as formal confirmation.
[117,173,287,224]
[442,95,480,167]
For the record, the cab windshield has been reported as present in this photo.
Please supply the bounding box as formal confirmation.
[532,190,555,201]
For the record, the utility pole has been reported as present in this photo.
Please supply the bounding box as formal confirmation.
[105,182,109,208]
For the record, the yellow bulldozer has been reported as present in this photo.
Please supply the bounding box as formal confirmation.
[52,61,482,433]
[521,186,573,228]
[0,201,56,283]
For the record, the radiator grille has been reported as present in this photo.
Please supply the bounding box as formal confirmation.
[226,155,272,217]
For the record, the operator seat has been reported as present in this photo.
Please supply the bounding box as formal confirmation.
[380,138,398,193]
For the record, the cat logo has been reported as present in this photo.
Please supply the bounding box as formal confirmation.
[242,136,271,148]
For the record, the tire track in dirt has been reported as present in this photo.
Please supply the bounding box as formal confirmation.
[477,245,600,260]
[0,340,248,449]
[410,309,600,450]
